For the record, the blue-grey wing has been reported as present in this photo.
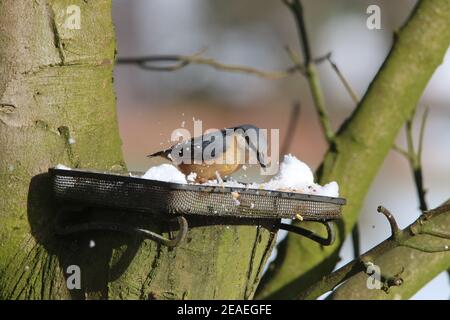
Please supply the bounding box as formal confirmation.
[170,129,227,162]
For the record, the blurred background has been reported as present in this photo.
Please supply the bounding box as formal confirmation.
[112,0,450,299]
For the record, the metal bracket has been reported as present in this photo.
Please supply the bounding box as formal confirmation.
[277,220,336,246]
[55,206,336,247]
[55,207,188,248]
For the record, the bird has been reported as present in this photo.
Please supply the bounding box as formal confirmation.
[148,124,268,183]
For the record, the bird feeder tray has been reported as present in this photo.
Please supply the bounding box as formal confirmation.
[49,168,345,221]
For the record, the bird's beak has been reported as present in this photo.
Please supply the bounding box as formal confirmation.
[257,151,268,168]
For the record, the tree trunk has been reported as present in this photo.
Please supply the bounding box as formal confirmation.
[0,0,276,299]
[0,0,124,299]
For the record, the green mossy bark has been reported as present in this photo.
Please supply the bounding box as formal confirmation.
[257,0,450,299]
[0,0,277,299]
[330,203,450,300]
[107,221,277,299]
[0,0,124,299]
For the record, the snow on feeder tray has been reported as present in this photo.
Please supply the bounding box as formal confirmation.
[49,163,345,247]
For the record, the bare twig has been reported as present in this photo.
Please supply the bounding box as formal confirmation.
[117,48,310,80]
[377,206,400,239]
[282,0,335,144]
[117,48,334,82]
[285,46,329,68]
[393,107,429,212]
[417,106,429,166]
[405,113,416,162]
[282,0,311,64]
[286,48,359,106]
[284,45,305,75]
[326,54,360,104]
[392,144,412,160]
[281,101,301,155]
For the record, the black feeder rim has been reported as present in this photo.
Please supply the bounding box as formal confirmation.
[49,168,346,247]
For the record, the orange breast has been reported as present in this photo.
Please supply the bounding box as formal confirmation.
[177,133,245,182]
[178,163,242,182]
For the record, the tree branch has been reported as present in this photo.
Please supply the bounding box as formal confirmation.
[298,202,450,300]
[417,106,429,162]
[326,54,360,104]
[392,144,412,160]
[282,0,335,144]
[117,49,308,80]
[393,106,429,211]
[415,107,429,211]
[256,0,450,299]
[329,202,450,299]
[117,48,334,81]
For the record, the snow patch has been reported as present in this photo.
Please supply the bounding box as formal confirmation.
[141,164,187,184]
[55,164,71,170]
[186,172,197,182]
[140,154,339,197]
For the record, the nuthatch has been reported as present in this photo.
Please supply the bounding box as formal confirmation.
[148,124,268,182]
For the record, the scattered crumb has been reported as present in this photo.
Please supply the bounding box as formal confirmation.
[231,191,240,200]
[231,192,240,205]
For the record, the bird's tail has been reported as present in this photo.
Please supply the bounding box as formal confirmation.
[147,149,170,159]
